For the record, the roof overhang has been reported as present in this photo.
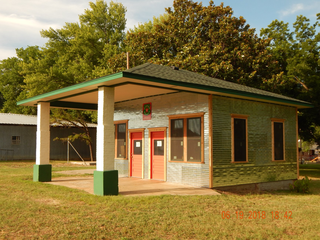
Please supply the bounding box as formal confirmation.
[17,71,313,110]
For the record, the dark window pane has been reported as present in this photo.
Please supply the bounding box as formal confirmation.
[171,119,183,161]
[12,136,20,145]
[187,118,201,162]
[154,140,164,156]
[116,123,126,158]
[234,118,246,162]
[133,140,142,155]
[274,122,284,160]
[118,123,126,133]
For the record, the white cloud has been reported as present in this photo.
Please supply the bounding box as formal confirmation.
[0,0,90,60]
[0,13,60,30]
[0,49,17,61]
[118,0,172,29]
[280,3,305,17]
[0,0,172,60]
[279,2,320,18]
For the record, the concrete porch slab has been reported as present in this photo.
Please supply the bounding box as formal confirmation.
[48,169,220,196]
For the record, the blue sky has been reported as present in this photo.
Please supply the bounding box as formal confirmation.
[215,0,320,33]
[0,0,319,60]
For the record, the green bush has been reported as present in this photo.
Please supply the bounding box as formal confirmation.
[290,177,311,193]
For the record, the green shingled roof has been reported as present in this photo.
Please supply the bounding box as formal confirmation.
[17,62,312,109]
[124,63,311,107]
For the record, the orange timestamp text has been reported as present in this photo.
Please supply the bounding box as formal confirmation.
[221,211,293,220]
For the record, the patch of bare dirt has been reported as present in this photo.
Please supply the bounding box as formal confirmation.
[34,198,61,206]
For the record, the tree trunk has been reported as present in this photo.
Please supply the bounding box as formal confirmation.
[89,141,94,162]
[85,125,94,162]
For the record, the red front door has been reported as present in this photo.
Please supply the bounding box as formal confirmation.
[151,131,165,181]
[130,132,143,178]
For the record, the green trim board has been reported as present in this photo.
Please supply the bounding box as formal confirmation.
[93,170,119,196]
[33,164,52,182]
[17,72,123,105]
[17,63,313,109]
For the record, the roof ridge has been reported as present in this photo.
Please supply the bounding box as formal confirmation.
[177,69,299,100]
[123,63,310,105]
[124,62,151,73]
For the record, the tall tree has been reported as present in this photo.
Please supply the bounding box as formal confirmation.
[1,1,127,112]
[107,0,281,90]
[261,14,320,142]
[0,46,41,114]
[0,57,23,113]
[19,0,127,99]
[0,92,4,110]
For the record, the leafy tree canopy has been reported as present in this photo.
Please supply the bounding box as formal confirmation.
[0,0,126,117]
[0,46,41,114]
[261,14,320,142]
[19,0,126,100]
[107,0,281,91]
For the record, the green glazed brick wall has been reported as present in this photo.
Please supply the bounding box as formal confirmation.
[212,95,297,187]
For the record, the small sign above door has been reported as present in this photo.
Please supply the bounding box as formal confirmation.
[143,102,152,120]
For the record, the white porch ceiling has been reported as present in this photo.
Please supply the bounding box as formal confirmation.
[63,83,178,104]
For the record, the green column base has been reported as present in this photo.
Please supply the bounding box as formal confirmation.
[94,170,119,196]
[33,164,52,182]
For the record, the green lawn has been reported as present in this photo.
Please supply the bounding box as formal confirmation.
[1,161,320,239]
[300,163,320,179]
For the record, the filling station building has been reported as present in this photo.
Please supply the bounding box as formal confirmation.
[17,63,312,195]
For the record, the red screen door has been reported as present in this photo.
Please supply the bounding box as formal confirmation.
[151,131,165,180]
[130,132,143,178]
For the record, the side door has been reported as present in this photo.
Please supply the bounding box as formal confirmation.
[130,132,143,178]
[150,131,165,181]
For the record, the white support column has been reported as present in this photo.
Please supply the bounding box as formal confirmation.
[94,86,118,195]
[96,86,115,171]
[36,102,50,165]
[34,102,51,182]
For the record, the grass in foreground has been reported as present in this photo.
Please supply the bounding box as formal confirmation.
[300,163,320,178]
[0,161,320,239]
